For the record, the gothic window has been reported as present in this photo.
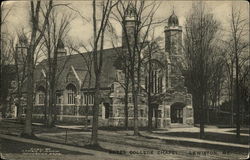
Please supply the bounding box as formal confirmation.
[89,94,94,105]
[83,93,94,105]
[56,91,62,104]
[38,94,45,104]
[145,61,163,94]
[37,86,45,104]
[66,84,76,104]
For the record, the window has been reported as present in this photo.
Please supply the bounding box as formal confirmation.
[145,62,163,94]
[68,93,75,104]
[37,86,45,104]
[83,93,94,105]
[88,94,94,105]
[158,76,162,93]
[57,97,62,104]
[38,93,45,104]
[140,109,144,117]
[56,93,62,104]
[66,84,76,104]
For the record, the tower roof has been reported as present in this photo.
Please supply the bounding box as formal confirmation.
[168,11,179,26]
[125,3,136,18]
[19,34,28,44]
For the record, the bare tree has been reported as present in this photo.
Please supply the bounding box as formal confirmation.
[112,0,162,135]
[69,42,93,130]
[90,0,118,146]
[109,32,130,129]
[0,2,14,118]
[22,0,54,137]
[40,6,74,127]
[228,4,249,138]
[143,36,163,131]
[14,31,29,121]
[183,2,220,138]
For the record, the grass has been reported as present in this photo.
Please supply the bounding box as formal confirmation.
[0,138,90,155]
[156,131,249,145]
[0,120,248,160]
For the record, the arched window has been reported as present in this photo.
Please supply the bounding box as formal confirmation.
[66,83,76,104]
[145,60,163,94]
[37,86,45,104]
[56,90,62,104]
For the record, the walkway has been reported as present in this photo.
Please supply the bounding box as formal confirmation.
[141,127,249,149]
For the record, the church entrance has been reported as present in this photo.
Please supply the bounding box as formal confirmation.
[170,102,185,123]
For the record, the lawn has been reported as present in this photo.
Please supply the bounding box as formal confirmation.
[157,131,249,145]
[0,120,248,160]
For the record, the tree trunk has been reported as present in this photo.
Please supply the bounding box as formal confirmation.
[230,62,234,127]
[17,94,23,122]
[124,83,129,130]
[132,78,139,136]
[17,83,23,122]
[154,105,158,129]
[200,94,205,139]
[91,74,100,146]
[23,48,34,136]
[235,53,240,138]
[44,82,48,126]
[48,88,53,127]
[147,100,153,131]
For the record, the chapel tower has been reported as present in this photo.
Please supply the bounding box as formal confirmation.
[165,11,185,91]
[16,34,28,68]
[122,3,139,48]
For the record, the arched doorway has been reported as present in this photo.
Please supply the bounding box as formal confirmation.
[170,102,185,123]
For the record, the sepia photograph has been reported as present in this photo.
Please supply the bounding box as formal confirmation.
[0,0,249,159]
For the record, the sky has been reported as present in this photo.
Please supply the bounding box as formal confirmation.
[2,0,249,53]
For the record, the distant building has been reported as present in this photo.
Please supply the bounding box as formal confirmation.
[30,8,193,128]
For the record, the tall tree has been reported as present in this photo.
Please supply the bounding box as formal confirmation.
[0,2,14,118]
[183,2,220,138]
[113,0,162,135]
[228,4,248,138]
[23,0,54,136]
[41,6,74,127]
[69,42,94,130]
[91,0,118,146]
[143,36,163,131]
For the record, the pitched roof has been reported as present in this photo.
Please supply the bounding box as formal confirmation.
[35,47,122,90]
